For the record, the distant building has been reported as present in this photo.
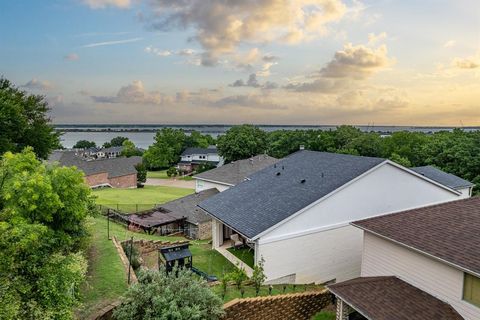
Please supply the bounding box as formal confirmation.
[79,146,124,159]
[48,150,141,188]
[177,146,223,173]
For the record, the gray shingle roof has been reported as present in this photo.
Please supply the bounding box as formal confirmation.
[158,188,219,225]
[199,150,385,239]
[48,151,141,178]
[410,165,474,190]
[181,147,218,156]
[194,154,279,185]
[328,277,463,320]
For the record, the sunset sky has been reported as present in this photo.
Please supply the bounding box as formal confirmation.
[1,0,479,125]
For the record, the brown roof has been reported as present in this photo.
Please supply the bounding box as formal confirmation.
[353,196,480,276]
[128,209,184,228]
[328,277,463,320]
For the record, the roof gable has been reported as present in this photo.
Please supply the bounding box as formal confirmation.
[199,151,385,239]
[410,165,474,190]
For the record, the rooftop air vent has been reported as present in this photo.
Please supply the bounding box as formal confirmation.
[276,172,281,176]
[300,179,306,183]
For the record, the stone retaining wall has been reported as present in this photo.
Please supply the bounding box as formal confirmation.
[121,238,190,255]
[222,290,333,320]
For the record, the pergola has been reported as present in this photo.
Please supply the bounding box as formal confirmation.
[128,208,186,234]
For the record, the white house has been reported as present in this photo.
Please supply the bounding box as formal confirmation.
[177,147,223,173]
[329,196,480,320]
[199,150,473,285]
[194,154,278,192]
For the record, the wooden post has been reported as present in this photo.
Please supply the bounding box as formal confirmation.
[107,209,110,240]
[128,236,134,284]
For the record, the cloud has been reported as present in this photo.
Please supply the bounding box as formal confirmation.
[320,43,394,79]
[213,94,287,110]
[144,46,172,56]
[82,0,131,9]
[91,80,165,104]
[443,40,456,48]
[452,53,479,69]
[82,37,142,48]
[367,32,387,45]
[21,78,53,91]
[64,53,79,61]
[230,74,278,89]
[146,0,348,64]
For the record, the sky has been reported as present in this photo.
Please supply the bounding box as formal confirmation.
[1,0,479,125]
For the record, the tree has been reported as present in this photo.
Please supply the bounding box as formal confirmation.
[389,152,412,167]
[185,130,215,149]
[120,139,142,157]
[252,257,266,296]
[113,268,224,320]
[135,163,147,185]
[217,125,267,162]
[143,128,186,169]
[103,136,128,148]
[73,140,96,149]
[0,148,92,319]
[166,167,178,177]
[0,78,60,159]
[227,264,248,290]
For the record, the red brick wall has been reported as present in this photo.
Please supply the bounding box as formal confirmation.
[109,173,137,188]
[84,172,109,187]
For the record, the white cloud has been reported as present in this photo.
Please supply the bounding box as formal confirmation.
[443,40,456,48]
[21,78,53,91]
[82,0,131,9]
[82,37,142,48]
[64,53,79,61]
[91,80,165,104]
[367,32,387,45]
[452,52,480,69]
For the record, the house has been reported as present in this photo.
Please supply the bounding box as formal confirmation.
[48,150,141,188]
[199,150,472,284]
[329,197,480,320]
[156,188,219,240]
[410,165,474,197]
[177,146,223,173]
[194,154,279,192]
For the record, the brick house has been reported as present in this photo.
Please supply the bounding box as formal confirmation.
[48,150,141,188]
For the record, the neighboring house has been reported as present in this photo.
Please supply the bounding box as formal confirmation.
[48,150,141,188]
[194,154,279,192]
[177,146,223,173]
[79,146,124,159]
[156,188,220,240]
[329,197,480,320]
[199,150,472,284]
[410,165,474,197]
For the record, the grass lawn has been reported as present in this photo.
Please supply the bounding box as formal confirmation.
[227,246,255,268]
[147,170,169,179]
[311,311,336,320]
[79,215,235,318]
[212,283,325,303]
[93,185,193,212]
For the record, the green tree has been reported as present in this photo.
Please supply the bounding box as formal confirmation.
[267,130,309,158]
[166,166,178,177]
[103,136,128,148]
[389,152,412,167]
[143,128,187,169]
[252,257,266,296]
[0,78,60,159]
[113,268,224,320]
[333,125,362,150]
[135,163,147,185]
[217,125,267,162]
[120,139,142,157]
[381,131,429,166]
[185,130,215,149]
[73,140,96,149]
[0,148,92,319]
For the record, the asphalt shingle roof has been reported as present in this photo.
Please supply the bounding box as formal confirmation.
[199,150,385,239]
[410,165,474,190]
[353,196,480,275]
[328,276,463,320]
[181,147,218,156]
[159,188,219,225]
[194,154,279,185]
[48,151,141,178]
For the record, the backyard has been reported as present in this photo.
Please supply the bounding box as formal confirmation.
[227,246,255,268]
[147,170,193,181]
[93,185,193,212]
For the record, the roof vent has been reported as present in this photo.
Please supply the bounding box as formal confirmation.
[321,172,324,178]
[276,172,281,176]
[274,164,277,168]
[282,165,285,170]
[300,179,306,183]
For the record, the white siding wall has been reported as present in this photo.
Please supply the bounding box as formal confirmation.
[257,163,462,284]
[457,186,473,198]
[258,225,363,284]
[181,153,221,162]
[195,179,231,193]
[362,233,480,320]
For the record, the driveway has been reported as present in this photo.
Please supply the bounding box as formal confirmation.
[145,178,195,189]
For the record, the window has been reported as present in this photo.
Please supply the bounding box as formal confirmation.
[464,273,480,307]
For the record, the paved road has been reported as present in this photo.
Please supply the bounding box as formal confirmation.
[145,178,195,189]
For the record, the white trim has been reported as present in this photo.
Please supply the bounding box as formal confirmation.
[193,176,234,187]
[354,226,480,279]
[329,293,373,320]
[252,160,461,241]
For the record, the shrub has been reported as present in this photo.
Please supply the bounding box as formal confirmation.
[166,166,178,177]
[252,257,266,296]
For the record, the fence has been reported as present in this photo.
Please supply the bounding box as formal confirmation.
[96,203,159,214]
[222,290,334,320]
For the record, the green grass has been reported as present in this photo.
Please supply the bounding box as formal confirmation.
[212,283,324,303]
[147,170,169,179]
[78,215,235,318]
[311,311,336,320]
[227,246,255,268]
[93,185,194,212]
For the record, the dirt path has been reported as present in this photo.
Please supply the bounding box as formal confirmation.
[144,178,195,189]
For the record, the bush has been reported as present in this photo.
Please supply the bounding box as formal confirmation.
[121,242,141,270]
[227,264,248,290]
[166,167,178,177]
[114,268,224,320]
[252,257,266,296]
